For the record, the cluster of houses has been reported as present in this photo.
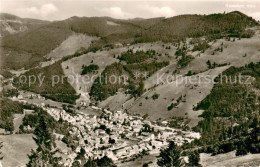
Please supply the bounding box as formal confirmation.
[46,106,201,166]
[10,91,200,166]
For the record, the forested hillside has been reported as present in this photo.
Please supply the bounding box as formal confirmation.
[0,20,73,69]
[194,62,260,155]
[141,11,258,42]
[13,62,79,104]
[0,97,24,131]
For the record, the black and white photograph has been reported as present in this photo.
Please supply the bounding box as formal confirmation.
[0,0,260,166]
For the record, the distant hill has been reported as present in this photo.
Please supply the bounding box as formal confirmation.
[0,20,73,69]
[0,11,258,70]
[0,13,50,37]
[65,16,141,44]
[141,11,258,42]
[0,16,141,69]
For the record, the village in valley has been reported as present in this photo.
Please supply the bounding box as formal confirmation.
[10,91,200,166]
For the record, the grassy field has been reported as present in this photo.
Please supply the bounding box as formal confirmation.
[0,134,37,167]
[125,66,229,125]
[98,92,131,111]
[13,113,25,133]
[200,151,260,166]
[187,28,260,73]
[118,151,260,167]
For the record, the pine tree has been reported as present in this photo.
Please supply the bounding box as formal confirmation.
[236,140,248,156]
[72,160,81,167]
[213,62,216,68]
[206,60,211,69]
[97,156,116,167]
[27,116,60,167]
[248,117,260,153]
[157,141,182,167]
[84,158,97,167]
[188,150,201,166]
[0,141,3,160]
[84,156,116,167]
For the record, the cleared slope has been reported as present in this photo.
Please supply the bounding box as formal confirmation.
[61,47,124,104]
[109,29,260,126]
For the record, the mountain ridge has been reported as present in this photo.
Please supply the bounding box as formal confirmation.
[0,13,50,37]
[0,11,258,70]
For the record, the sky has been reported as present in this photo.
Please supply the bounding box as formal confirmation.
[0,0,260,21]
